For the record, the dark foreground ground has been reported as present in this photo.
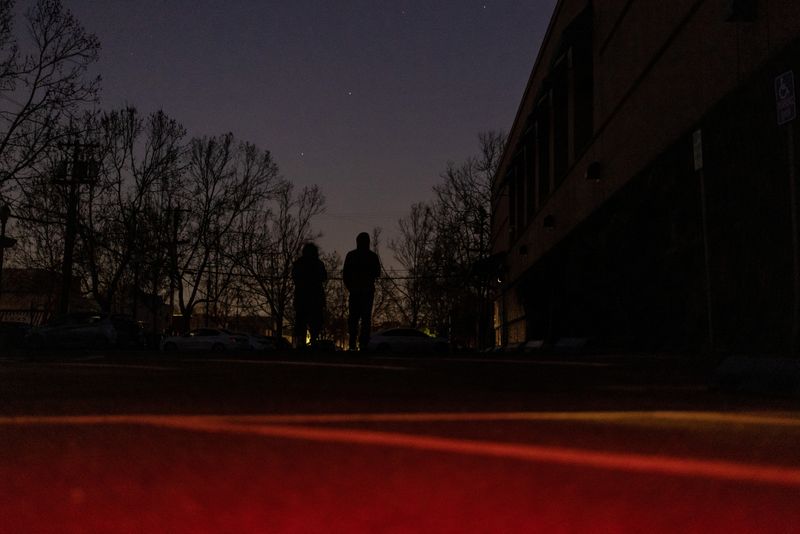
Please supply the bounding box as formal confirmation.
[1,349,799,533]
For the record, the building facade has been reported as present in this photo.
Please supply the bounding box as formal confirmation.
[492,0,800,353]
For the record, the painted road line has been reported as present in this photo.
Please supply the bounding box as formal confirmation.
[178,419,800,487]
[48,362,179,371]
[596,385,708,393]
[185,358,411,371]
[375,356,617,367]
[4,411,800,428]
[222,410,800,427]
[2,413,800,487]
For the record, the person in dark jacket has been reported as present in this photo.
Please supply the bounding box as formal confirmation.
[292,242,327,349]
[343,232,381,351]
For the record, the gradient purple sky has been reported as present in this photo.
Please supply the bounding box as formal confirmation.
[66,0,556,260]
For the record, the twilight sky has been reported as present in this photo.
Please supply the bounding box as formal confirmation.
[66,0,556,261]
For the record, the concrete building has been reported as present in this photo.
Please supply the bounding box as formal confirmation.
[491,0,800,353]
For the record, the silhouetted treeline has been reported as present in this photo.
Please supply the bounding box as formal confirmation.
[0,1,503,347]
[0,0,325,337]
[387,132,505,349]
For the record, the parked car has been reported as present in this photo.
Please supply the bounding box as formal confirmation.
[110,315,146,348]
[366,328,449,354]
[258,335,292,350]
[160,328,239,352]
[226,331,254,351]
[26,312,117,349]
[312,339,340,352]
[245,334,281,351]
[0,321,32,349]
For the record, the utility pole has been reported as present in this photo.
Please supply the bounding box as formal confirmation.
[775,70,798,355]
[206,250,214,328]
[693,129,714,354]
[166,206,190,334]
[130,213,141,322]
[0,204,17,302]
[788,122,798,356]
[54,143,98,315]
[168,207,179,333]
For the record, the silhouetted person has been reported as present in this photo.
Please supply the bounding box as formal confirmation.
[343,232,381,351]
[292,242,327,349]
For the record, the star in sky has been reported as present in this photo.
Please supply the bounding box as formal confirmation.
[63,0,557,260]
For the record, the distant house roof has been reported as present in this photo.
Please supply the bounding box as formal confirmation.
[1,268,68,294]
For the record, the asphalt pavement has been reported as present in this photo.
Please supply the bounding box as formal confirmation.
[1,349,799,533]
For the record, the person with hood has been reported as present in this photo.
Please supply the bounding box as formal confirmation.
[292,242,327,349]
[342,232,381,351]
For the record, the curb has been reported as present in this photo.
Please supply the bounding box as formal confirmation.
[710,356,800,397]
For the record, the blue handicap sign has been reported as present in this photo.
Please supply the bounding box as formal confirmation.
[775,71,796,125]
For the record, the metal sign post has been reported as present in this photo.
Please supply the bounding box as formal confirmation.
[694,129,714,354]
[776,71,797,126]
[54,142,98,315]
[777,71,798,355]
[0,205,15,302]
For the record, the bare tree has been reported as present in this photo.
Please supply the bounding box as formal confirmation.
[364,226,398,328]
[0,0,100,194]
[236,182,325,338]
[9,152,66,271]
[73,108,186,313]
[320,250,346,344]
[433,131,504,274]
[429,131,505,346]
[174,134,281,328]
[389,203,435,329]
[388,132,505,345]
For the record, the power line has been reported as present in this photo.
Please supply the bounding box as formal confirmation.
[317,212,404,221]
[179,267,475,283]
